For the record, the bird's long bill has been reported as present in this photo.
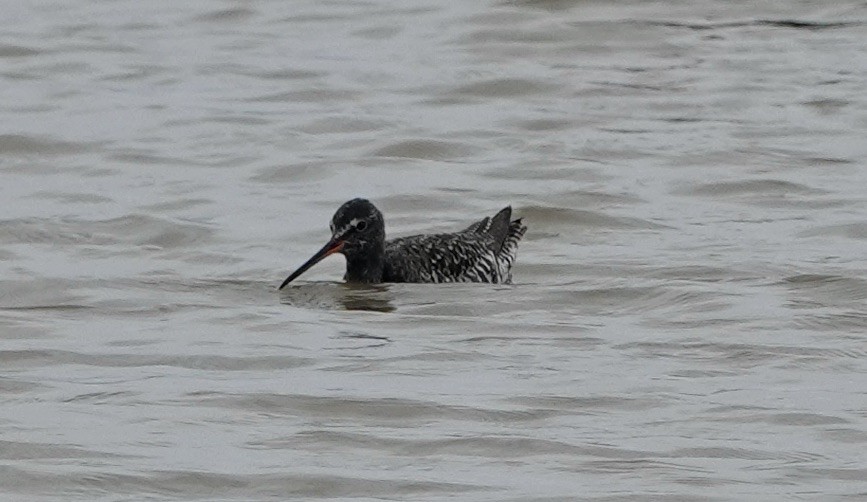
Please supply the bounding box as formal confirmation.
[278,238,344,289]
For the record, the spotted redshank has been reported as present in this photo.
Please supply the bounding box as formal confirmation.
[279,198,527,288]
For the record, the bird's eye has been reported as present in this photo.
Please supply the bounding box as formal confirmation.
[355,220,367,231]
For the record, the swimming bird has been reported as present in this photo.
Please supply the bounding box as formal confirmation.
[279,198,527,288]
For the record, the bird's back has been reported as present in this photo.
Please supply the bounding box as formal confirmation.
[383,207,527,283]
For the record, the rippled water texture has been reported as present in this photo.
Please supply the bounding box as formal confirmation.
[2,1,867,500]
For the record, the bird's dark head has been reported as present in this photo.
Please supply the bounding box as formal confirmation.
[279,198,385,289]
[328,198,385,257]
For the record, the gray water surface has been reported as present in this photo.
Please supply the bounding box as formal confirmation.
[2,0,867,500]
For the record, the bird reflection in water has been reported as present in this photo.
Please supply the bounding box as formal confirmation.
[278,282,395,312]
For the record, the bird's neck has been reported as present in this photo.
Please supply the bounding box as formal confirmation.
[344,243,385,283]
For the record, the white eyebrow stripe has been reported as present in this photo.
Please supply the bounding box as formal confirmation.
[334,218,360,237]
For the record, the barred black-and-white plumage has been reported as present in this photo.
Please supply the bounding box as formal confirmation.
[279,198,527,288]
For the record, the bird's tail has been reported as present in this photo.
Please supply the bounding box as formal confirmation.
[495,215,527,283]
